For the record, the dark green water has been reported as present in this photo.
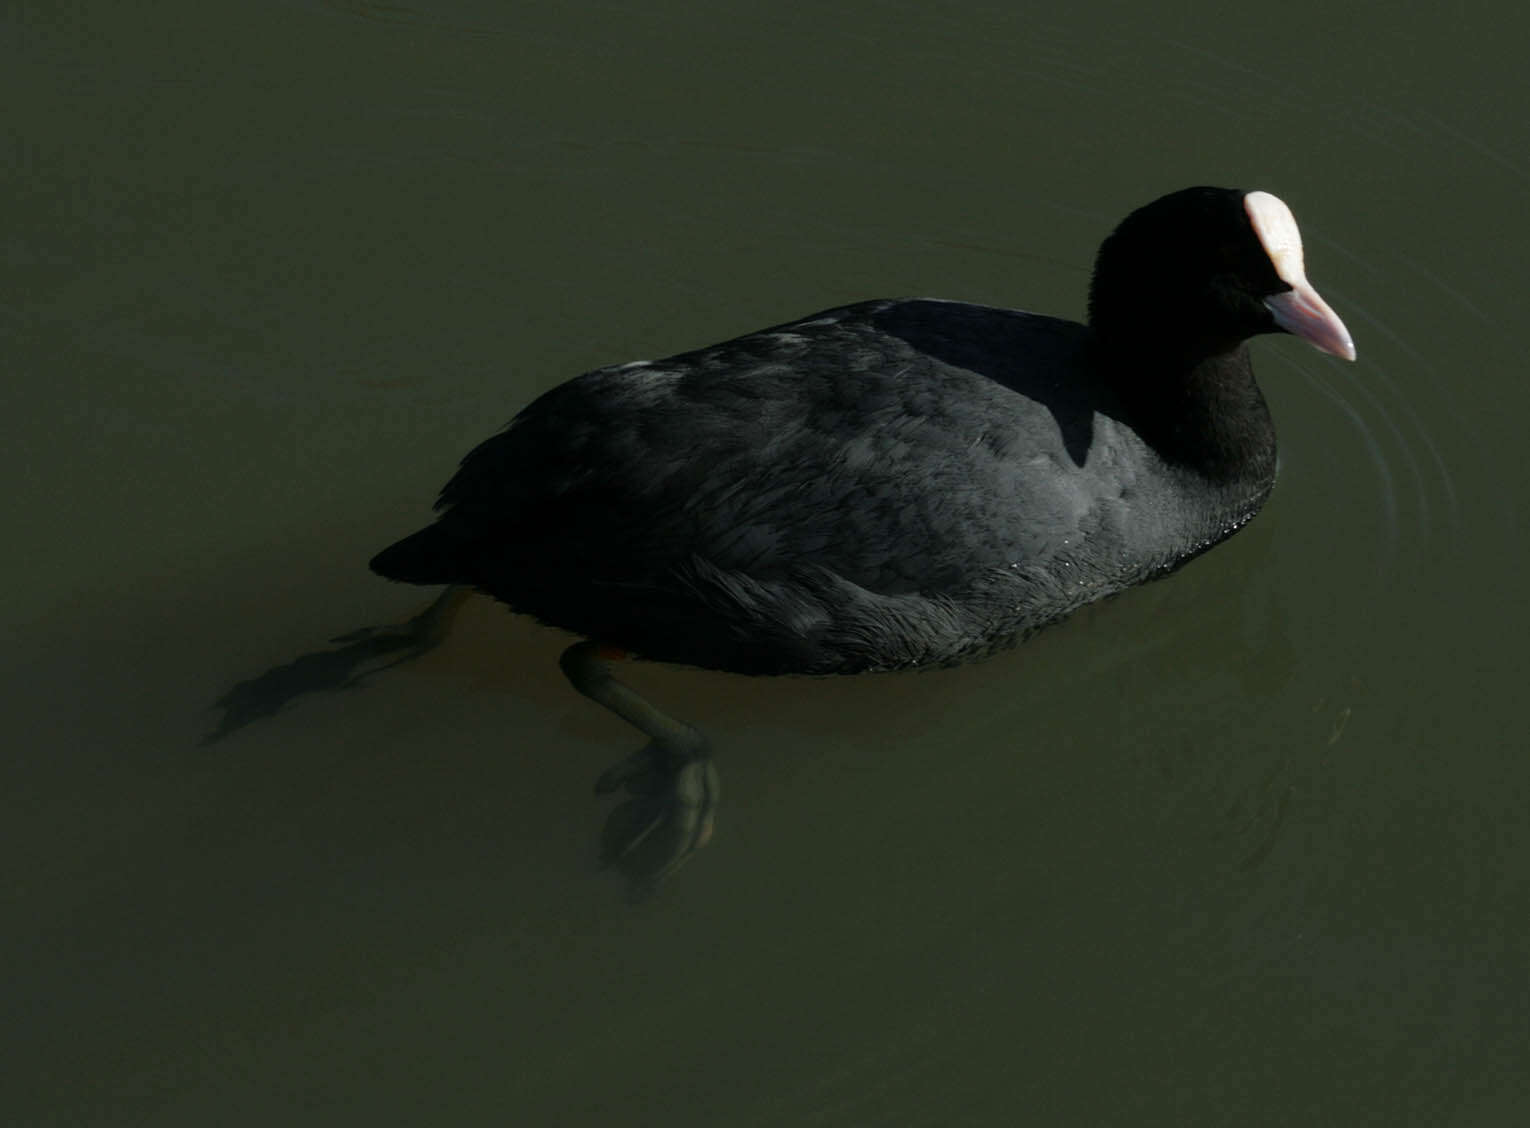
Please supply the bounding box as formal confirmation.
[6,2,1528,1124]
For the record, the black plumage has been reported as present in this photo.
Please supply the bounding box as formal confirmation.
[369,186,1355,886]
[374,188,1351,677]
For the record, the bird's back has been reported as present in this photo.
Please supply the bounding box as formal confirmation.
[372,299,1269,673]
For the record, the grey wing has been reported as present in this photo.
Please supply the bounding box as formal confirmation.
[443,306,1110,586]
[430,303,1133,669]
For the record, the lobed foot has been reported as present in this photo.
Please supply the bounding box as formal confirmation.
[559,640,721,895]
[595,739,720,894]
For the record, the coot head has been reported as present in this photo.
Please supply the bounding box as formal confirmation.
[1088,186,1355,364]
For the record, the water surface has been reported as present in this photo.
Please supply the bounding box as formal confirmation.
[6,2,1528,1124]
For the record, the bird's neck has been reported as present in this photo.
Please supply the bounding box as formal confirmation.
[1102,339,1278,488]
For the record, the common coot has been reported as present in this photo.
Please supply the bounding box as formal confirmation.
[372,186,1355,886]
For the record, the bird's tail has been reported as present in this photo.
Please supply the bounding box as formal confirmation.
[369,522,467,585]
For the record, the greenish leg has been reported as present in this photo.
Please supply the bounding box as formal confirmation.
[333,584,471,651]
[559,641,720,891]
